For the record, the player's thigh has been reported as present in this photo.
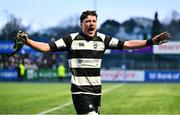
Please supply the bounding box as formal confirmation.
[72,94,100,114]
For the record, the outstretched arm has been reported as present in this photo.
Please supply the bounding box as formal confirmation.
[26,38,50,52]
[19,31,51,52]
[123,32,170,50]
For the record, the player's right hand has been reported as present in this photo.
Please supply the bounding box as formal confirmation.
[16,31,28,44]
[13,31,28,49]
[7,31,28,57]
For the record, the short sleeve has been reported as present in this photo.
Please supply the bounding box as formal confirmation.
[48,35,72,52]
[104,36,124,50]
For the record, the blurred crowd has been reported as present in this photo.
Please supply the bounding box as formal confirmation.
[0,53,67,70]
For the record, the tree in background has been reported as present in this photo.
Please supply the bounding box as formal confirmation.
[0,14,28,41]
[151,12,161,38]
[162,11,180,41]
[122,19,138,34]
[98,20,121,37]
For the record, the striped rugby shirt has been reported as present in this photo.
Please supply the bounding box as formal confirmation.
[49,31,124,95]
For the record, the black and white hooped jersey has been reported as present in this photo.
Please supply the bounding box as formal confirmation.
[49,32,124,95]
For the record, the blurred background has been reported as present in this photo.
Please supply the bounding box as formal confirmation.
[0,0,180,82]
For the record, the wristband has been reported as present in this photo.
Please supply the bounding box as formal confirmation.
[146,39,154,46]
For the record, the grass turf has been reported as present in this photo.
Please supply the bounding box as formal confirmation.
[0,82,180,114]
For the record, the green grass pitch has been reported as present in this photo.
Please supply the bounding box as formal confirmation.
[0,82,180,114]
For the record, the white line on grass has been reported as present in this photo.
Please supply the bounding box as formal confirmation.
[37,84,124,115]
[37,102,72,115]
[102,84,124,94]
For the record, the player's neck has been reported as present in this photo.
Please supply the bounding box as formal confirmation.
[80,30,97,40]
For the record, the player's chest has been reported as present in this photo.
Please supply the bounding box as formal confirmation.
[71,40,105,51]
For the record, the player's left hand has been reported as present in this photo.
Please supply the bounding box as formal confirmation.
[152,32,170,45]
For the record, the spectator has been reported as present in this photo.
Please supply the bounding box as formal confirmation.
[57,64,66,81]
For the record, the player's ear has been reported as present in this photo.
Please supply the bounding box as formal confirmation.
[80,23,82,28]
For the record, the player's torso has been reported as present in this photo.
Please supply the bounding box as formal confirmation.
[68,35,105,69]
[68,34,104,95]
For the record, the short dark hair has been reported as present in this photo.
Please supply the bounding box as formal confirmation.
[80,10,97,23]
